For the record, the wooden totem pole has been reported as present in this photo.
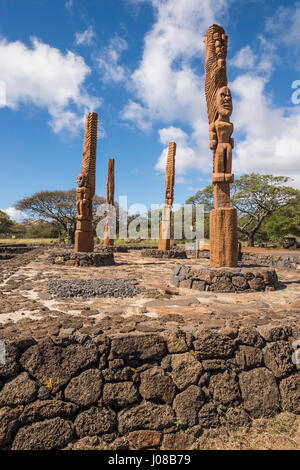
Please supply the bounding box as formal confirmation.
[103,158,115,247]
[74,112,98,253]
[204,25,238,267]
[158,142,176,251]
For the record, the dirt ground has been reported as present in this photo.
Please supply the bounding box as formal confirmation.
[0,247,299,342]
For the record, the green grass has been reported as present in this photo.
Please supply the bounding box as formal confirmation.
[0,238,59,245]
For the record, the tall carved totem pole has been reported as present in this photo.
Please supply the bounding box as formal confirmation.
[104,158,115,247]
[204,25,238,267]
[74,112,98,253]
[158,142,176,251]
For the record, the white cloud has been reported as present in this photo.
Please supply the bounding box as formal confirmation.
[229,46,256,70]
[121,0,229,172]
[1,208,27,223]
[96,36,128,84]
[265,3,300,45]
[155,126,204,175]
[231,72,300,188]
[122,0,300,189]
[0,37,101,134]
[65,0,73,11]
[75,26,96,47]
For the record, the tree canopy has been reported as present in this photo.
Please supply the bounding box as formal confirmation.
[0,210,14,235]
[186,173,300,246]
[16,190,106,242]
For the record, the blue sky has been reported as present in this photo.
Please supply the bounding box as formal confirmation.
[1,0,300,221]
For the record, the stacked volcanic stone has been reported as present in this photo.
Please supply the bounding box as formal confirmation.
[240,252,300,271]
[171,264,279,292]
[48,279,141,299]
[49,251,114,267]
[141,249,187,259]
[0,325,299,450]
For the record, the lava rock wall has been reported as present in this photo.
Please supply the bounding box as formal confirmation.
[0,326,299,450]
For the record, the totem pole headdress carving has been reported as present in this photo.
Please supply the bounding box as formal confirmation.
[204,24,228,125]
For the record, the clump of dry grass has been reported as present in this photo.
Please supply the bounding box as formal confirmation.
[192,412,300,450]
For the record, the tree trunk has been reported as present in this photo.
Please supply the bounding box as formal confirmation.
[247,234,255,247]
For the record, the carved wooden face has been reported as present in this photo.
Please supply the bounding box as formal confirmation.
[77,173,88,187]
[216,86,232,117]
[213,30,227,63]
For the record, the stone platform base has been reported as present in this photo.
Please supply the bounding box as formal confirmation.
[171,264,279,292]
[141,249,187,259]
[49,251,115,267]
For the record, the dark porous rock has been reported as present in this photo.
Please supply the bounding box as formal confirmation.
[12,336,36,353]
[198,403,219,428]
[225,408,251,430]
[109,436,129,450]
[0,343,19,379]
[191,280,206,291]
[209,370,240,406]
[0,372,37,406]
[193,330,234,359]
[163,331,189,353]
[173,385,204,427]
[248,277,264,291]
[102,367,137,383]
[64,369,102,406]
[12,417,74,450]
[169,352,202,390]
[161,432,195,450]
[75,406,116,438]
[118,401,175,434]
[258,325,292,342]
[102,382,139,407]
[231,276,248,289]
[279,375,300,414]
[0,407,19,448]
[19,337,98,388]
[38,386,50,400]
[63,435,109,450]
[212,275,235,293]
[109,359,124,369]
[263,341,294,379]
[139,366,176,404]
[236,327,264,348]
[201,359,226,371]
[128,430,162,449]
[235,346,263,370]
[239,368,280,418]
[19,400,78,424]
[93,334,110,355]
[109,333,166,361]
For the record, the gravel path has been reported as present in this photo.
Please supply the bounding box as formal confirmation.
[48,279,141,298]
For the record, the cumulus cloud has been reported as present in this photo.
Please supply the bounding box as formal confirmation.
[121,0,300,189]
[229,46,256,70]
[231,72,300,188]
[155,126,203,175]
[1,208,27,223]
[96,36,128,84]
[0,37,101,134]
[121,0,229,174]
[75,26,96,47]
[65,0,73,11]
